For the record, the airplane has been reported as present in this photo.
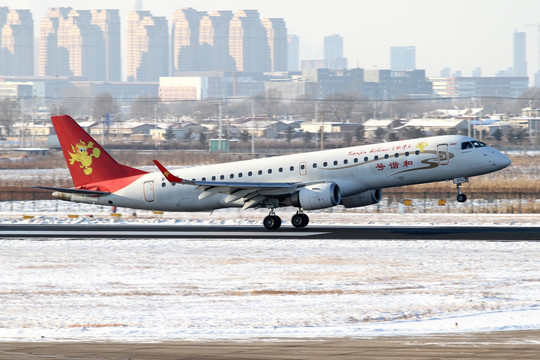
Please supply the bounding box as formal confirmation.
[35,115,511,230]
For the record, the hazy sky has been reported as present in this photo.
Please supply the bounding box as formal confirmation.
[6,0,540,78]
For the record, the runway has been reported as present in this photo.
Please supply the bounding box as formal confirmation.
[0,223,538,240]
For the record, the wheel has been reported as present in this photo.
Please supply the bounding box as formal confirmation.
[263,215,281,230]
[291,213,309,228]
[457,194,467,203]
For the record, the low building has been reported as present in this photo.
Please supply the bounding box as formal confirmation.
[430,76,529,98]
[401,118,468,134]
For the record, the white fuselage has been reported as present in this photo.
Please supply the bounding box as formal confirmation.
[63,135,510,212]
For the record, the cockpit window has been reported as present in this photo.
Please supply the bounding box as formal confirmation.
[461,142,473,150]
[472,140,486,148]
[462,140,487,150]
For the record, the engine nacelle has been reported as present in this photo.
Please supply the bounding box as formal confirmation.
[340,189,382,208]
[283,182,341,210]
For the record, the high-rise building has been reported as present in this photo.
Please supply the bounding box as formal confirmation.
[91,10,121,81]
[324,34,342,60]
[56,10,106,80]
[229,10,270,72]
[287,34,299,72]
[40,8,120,81]
[324,34,346,70]
[513,31,527,77]
[199,10,234,72]
[127,11,168,81]
[171,8,205,72]
[262,18,287,72]
[0,9,33,76]
[0,7,9,48]
[390,46,416,71]
[39,7,71,77]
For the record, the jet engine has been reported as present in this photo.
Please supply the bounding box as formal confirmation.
[340,189,382,208]
[282,182,341,210]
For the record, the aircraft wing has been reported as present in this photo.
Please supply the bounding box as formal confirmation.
[153,160,297,209]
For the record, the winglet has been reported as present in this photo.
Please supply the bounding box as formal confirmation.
[153,160,186,183]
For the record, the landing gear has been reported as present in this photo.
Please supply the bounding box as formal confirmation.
[453,177,469,203]
[291,211,309,228]
[262,209,310,230]
[263,209,281,230]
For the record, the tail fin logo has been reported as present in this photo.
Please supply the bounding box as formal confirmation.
[68,140,101,175]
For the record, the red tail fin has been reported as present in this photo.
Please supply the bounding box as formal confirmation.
[52,115,147,189]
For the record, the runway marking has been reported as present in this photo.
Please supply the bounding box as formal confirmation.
[0,230,329,238]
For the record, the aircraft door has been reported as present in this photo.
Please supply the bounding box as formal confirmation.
[143,181,155,202]
[437,144,449,165]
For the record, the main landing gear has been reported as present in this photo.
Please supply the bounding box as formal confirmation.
[263,209,310,230]
[453,177,469,203]
[291,211,309,228]
[263,210,281,230]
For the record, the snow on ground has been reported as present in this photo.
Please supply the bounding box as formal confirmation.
[1,199,540,226]
[0,200,539,342]
[0,238,538,342]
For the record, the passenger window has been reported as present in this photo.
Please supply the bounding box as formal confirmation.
[394,153,399,158]
[202,177,206,181]
[374,155,379,160]
[405,152,410,156]
[248,171,253,176]
[364,157,368,162]
[212,176,216,181]
[323,162,328,167]
[415,150,420,155]
[312,163,317,168]
[384,154,389,159]
[289,166,294,171]
[258,170,262,175]
[220,175,225,180]
[238,173,243,178]
[354,158,358,163]
[230,174,234,179]
[300,164,305,170]
[268,169,272,174]
[344,159,348,164]
[279,167,283,172]
[333,160,338,165]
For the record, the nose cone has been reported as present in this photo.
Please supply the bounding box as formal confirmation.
[494,151,511,170]
[501,153,511,168]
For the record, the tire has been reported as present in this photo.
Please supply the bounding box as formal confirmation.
[263,215,281,230]
[291,213,309,228]
[291,214,304,228]
[457,194,467,203]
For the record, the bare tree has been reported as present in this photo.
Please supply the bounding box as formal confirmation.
[0,98,20,136]
[92,92,119,121]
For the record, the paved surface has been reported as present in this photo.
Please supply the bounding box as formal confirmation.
[1,223,539,240]
[1,330,539,359]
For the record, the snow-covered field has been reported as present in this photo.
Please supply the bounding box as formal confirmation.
[1,216,539,342]
[1,199,540,226]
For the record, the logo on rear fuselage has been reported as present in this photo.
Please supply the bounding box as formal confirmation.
[68,140,101,175]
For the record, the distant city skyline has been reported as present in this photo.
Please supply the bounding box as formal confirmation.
[4,0,540,80]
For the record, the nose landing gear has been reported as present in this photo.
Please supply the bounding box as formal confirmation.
[453,177,469,202]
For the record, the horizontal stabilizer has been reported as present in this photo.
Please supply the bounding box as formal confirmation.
[31,186,110,196]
